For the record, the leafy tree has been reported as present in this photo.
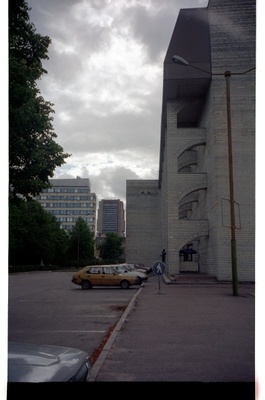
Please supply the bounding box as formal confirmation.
[9,0,70,199]
[9,199,69,266]
[68,218,95,268]
[98,233,125,264]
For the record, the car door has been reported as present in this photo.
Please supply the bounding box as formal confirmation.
[101,266,120,286]
[86,266,103,286]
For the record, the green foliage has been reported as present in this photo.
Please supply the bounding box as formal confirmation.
[9,0,71,199]
[9,198,69,266]
[9,264,59,273]
[68,218,95,268]
[98,233,125,264]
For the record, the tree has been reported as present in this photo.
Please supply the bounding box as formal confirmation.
[9,198,69,266]
[98,233,125,264]
[9,0,70,199]
[68,218,95,268]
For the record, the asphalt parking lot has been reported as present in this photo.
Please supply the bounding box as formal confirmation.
[8,270,139,360]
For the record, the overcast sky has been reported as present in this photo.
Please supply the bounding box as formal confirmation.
[26,0,208,205]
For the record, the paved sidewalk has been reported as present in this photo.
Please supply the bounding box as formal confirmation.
[88,273,255,390]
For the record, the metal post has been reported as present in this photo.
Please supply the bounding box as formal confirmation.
[224,71,238,296]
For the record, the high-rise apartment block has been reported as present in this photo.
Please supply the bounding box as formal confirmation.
[36,177,96,234]
[97,199,125,236]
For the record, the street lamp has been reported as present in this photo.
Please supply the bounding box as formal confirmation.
[172,55,255,296]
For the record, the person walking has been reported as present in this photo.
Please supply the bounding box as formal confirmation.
[160,249,166,263]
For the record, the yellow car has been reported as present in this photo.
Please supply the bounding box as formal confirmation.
[71,265,141,290]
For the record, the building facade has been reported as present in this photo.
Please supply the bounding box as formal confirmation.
[97,199,125,237]
[126,0,255,282]
[36,177,97,234]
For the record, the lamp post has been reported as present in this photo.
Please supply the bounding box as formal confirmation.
[172,55,255,296]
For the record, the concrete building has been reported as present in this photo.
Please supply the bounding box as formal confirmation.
[36,177,97,234]
[97,199,125,237]
[126,0,255,282]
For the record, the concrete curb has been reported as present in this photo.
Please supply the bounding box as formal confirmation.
[163,273,172,284]
[87,285,143,382]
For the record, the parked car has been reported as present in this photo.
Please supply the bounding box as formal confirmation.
[133,263,153,274]
[8,342,92,382]
[71,265,141,289]
[124,263,152,275]
[111,264,148,283]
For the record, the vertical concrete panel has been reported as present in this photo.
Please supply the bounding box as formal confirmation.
[204,0,256,280]
[165,102,180,274]
[126,180,161,268]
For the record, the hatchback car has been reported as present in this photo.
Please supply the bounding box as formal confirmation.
[8,342,92,382]
[72,265,141,289]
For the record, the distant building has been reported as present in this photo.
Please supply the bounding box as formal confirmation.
[97,199,125,237]
[36,177,96,234]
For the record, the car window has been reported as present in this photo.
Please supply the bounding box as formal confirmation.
[102,267,113,274]
[89,267,102,274]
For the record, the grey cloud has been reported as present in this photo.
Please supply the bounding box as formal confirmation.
[27,0,208,203]
[129,0,208,63]
[52,107,161,157]
[90,0,112,11]
[90,166,141,203]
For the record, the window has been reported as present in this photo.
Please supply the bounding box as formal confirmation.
[102,267,113,275]
[89,267,102,274]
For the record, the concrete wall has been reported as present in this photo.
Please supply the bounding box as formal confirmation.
[202,0,255,280]
[125,180,161,269]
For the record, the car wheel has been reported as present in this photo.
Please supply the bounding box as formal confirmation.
[120,280,130,289]
[81,280,92,290]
